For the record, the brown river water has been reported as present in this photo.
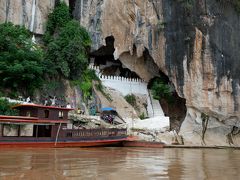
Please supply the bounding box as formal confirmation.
[0,147,240,180]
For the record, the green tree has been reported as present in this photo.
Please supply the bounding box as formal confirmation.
[44,1,91,80]
[45,20,91,79]
[150,78,173,103]
[72,69,98,101]
[0,22,44,96]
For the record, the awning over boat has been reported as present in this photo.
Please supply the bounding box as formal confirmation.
[101,107,116,111]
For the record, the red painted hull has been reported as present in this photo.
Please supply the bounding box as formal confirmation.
[0,139,127,148]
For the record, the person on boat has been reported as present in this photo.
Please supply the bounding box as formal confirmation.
[50,96,56,106]
[26,96,31,103]
[66,103,71,108]
[44,98,48,106]
[18,96,23,101]
[109,115,114,124]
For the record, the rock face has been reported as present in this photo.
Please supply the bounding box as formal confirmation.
[79,0,240,146]
[0,0,69,34]
[1,0,240,145]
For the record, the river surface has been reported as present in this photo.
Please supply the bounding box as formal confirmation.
[0,147,240,180]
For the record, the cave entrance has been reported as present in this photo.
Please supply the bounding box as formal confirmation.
[90,36,140,78]
[68,0,76,18]
[148,73,186,132]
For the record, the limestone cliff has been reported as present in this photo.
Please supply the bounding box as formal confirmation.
[0,0,68,34]
[1,0,240,146]
[77,0,240,146]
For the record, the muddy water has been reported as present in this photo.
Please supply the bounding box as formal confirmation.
[0,148,240,180]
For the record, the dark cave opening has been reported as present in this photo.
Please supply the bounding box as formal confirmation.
[148,73,187,132]
[90,36,140,79]
[147,72,170,89]
[68,0,76,18]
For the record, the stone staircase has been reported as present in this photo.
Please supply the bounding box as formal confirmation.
[147,90,165,117]
[147,93,154,117]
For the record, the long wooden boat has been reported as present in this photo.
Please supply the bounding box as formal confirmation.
[0,104,128,148]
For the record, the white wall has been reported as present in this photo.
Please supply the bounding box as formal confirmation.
[100,76,148,96]
[90,65,148,96]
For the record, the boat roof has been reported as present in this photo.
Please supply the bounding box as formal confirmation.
[12,104,74,111]
[0,115,38,120]
[0,116,67,124]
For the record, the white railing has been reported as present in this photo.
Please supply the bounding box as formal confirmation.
[100,75,144,83]
[89,65,145,82]
[89,65,148,96]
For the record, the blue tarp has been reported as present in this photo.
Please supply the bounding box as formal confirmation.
[101,107,116,111]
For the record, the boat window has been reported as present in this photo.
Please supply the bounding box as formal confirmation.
[2,124,19,137]
[33,125,52,137]
[44,110,49,118]
[20,124,33,137]
[59,111,63,119]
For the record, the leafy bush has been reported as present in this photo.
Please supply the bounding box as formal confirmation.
[72,69,99,101]
[125,94,137,107]
[150,78,173,103]
[0,98,19,115]
[139,112,146,120]
[0,22,44,95]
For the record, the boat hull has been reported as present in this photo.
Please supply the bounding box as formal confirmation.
[0,139,126,148]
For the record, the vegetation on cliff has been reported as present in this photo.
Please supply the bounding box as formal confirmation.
[0,22,44,96]
[125,94,137,108]
[0,2,93,103]
[150,78,173,103]
[44,2,91,80]
[43,2,71,44]
[44,20,91,79]
[42,2,94,101]
[71,69,99,101]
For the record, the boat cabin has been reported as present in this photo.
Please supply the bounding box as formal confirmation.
[13,104,73,121]
[0,104,73,138]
